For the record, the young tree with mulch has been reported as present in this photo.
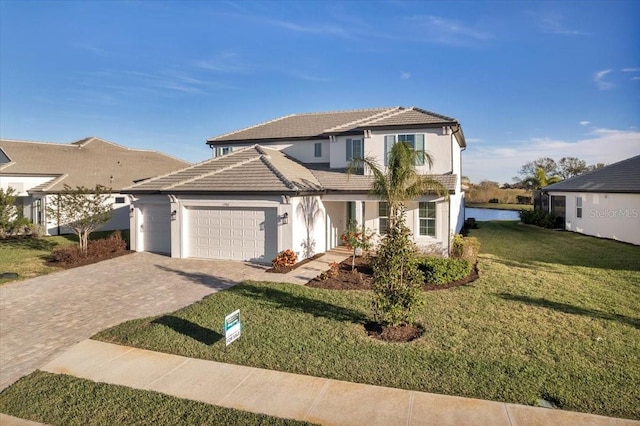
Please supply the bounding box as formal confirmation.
[348,141,447,329]
[46,184,114,255]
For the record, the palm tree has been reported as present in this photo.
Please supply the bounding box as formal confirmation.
[349,142,447,229]
[522,166,562,190]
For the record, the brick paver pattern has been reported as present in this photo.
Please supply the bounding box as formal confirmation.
[0,252,302,391]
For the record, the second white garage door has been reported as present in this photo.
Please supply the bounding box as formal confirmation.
[187,207,277,262]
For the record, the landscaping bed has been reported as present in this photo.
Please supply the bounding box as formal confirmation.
[306,256,478,291]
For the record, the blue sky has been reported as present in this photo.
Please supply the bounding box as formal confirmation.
[1,0,639,184]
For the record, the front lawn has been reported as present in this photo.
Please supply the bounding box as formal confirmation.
[0,230,130,285]
[94,222,640,420]
[0,371,313,425]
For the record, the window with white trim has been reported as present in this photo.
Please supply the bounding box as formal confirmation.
[576,196,582,218]
[214,146,232,157]
[346,138,363,161]
[314,142,322,158]
[384,134,426,166]
[418,201,436,237]
[378,202,389,234]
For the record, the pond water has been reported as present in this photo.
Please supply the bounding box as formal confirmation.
[465,207,521,221]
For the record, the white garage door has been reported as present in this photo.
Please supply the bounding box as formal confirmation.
[187,207,277,262]
[142,204,171,254]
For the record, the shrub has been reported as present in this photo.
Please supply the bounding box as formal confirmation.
[418,257,472,285]
[272,249,297,268]
[451,234,480,264]
[87,231,126,257]
[516,195,532,205]
[51,245,84,264]
[371,215,424,326]
[340,221,375,271]
[488,198,500,203]
[520,209,557,228]
[327,261,340,278]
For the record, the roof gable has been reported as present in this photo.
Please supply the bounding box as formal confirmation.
[127,145,322,193]
[543,155,640,193]
[207,106,460,144]
[0,137,190,192]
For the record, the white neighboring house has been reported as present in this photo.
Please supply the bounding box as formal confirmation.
[541,155,640,246]
[0,137,189,236]
[127,107,467,263]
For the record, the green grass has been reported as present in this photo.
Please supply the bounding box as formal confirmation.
[0,371,313,425]
[94,222,640,420]
[0,230,130,285]
[466,202,533,211]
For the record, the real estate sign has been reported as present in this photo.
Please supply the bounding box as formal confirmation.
[224,309,241,346]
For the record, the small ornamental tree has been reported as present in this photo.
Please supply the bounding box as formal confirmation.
[340,220,375,271]
[0,187,18,232]
[47,184,114,254]
[371,212,424,326]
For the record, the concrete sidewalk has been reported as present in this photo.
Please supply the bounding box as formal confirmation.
[40,340,637,426]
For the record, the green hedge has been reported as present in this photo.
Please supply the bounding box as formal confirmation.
[418,257,472,285]
[519,209,557,228]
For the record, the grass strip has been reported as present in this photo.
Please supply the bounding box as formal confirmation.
[0,371,314,426]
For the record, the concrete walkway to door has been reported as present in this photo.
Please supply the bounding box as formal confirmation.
[0,251,344,391]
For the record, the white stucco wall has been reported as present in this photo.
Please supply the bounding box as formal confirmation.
[553,191,640,245]
[211,140,330,164]
[291,195,326,260]
[0,175,56,195]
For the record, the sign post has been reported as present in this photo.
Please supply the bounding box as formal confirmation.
[224,309,241,346]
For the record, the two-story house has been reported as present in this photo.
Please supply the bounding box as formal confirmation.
[127,107,467,263]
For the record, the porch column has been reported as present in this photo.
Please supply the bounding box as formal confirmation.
[355,200,364,227]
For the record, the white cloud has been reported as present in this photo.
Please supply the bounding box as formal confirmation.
[407,15,492,46]
[195,52,249,74]
[400,72,411,80]
[464,128,640,184]
[536,12,586,35]
[594,69,614,90]
[622,68,640,72]
[579,120,591,126]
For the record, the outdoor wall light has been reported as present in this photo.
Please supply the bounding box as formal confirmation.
[171,210,177,220]
[129,206,134,218]
[281,212,289,224]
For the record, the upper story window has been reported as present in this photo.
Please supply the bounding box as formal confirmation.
[213,146,232,157]
[576,196,582,218]
[385,134,426,166]
[114,197,125,204]
[346,138,363,162]
[418,201,436,237]
[314,142,322,158]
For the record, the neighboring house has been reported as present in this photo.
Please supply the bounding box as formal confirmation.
[541,155,640,245]
[0,137,190,235]
[127,106,467,262]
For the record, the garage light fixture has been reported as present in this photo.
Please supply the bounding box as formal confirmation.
[171,210,177,220]
[281,212,289,225]
[129,206,134,218]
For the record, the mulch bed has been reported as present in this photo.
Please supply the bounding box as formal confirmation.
[365,322,425,343]
[306,256,373,289]
[306,256,479,291]
[47,250,133,269]
[266,253,325,273]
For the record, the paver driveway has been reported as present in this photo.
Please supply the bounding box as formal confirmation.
[0,252,295,391]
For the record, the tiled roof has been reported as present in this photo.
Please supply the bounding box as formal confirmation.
[307,164,457,193]
[126,145,456,195]
[207,107,459,143]
[127,145,322,193]
[0,137,189,192]
[543,155,640,193]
